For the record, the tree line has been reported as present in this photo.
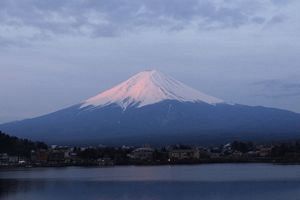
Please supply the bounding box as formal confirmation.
[0,131,48,157]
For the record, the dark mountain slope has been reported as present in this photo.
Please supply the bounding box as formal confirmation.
[1,100,300,145]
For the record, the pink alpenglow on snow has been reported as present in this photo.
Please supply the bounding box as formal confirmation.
[81,70,224,109]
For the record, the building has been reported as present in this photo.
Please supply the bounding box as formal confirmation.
[169,148,200,161]
[98,157,114,166]
[130,147,154,161]
[8,156,19,164]
[48,150,65,164]
[0,153,9,166]
[31,149,48,164]
[257,146,272,157]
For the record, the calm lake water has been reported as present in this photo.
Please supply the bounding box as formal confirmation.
[1,164,300,200]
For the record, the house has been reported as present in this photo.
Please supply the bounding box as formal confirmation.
[257,147,272,157]
[0,153,9,166]
[129,147,154,161]
[31,149,48,164]
[98,157,114,166]
[8,156,19,164]
[169,148,200,161]
[48,150,65,164]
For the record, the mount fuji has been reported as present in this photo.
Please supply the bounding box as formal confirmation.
[81,70,224,109]
[1,70,300,145]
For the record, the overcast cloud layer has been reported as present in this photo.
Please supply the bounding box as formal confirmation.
[0,0,296,41]
[0,0,300,123]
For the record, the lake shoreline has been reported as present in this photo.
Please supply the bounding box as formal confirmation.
[2,159,300,170]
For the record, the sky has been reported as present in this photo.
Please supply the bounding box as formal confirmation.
[0,0,300,123]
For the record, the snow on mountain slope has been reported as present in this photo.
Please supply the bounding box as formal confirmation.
[81,70,224,109]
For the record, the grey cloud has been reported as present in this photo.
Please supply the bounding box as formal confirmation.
[261,12,288,29]
[0,0,293,42]
[251,17,265,24]
[253,79,300,98]
[271,0,292,5]
[0,37,11,46]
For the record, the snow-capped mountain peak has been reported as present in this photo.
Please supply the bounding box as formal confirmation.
[81,70,224,109]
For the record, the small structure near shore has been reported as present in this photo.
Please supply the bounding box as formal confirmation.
[129,147,154,161]
[169,146,200,161]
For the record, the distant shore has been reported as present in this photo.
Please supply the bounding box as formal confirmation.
[2,131,300,169]
[1,158,300,169]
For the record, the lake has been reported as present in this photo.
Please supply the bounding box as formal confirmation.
[1,164,300,200]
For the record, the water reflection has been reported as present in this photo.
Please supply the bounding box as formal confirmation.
[1,164,300,200]
[1,179,300,200]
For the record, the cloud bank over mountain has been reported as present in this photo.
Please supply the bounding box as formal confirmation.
[0,0,298,43]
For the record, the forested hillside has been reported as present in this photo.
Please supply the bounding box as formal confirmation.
[0,131,48,157]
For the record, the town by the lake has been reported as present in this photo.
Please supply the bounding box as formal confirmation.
[1,130,300,168]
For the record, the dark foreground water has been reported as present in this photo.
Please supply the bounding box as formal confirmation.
[1,164,300,200]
